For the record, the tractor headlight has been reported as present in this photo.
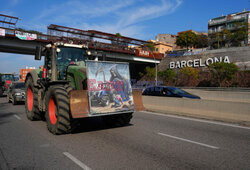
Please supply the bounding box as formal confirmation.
[15,92,21,96]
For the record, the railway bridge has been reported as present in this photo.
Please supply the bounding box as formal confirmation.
[0,14,163,80]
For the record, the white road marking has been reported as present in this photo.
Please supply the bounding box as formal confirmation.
[63,152,91,170]
[14,114,21,120]
[142,111,250,130]
[158,132,219,149]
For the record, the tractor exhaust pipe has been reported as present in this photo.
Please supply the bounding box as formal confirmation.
[51,45,57,81]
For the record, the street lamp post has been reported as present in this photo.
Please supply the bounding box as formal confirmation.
[145,45,158,86]
[152,52,158,86]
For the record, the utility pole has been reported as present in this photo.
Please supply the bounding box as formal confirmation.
[152,53,158,86]
[145,45,158,86]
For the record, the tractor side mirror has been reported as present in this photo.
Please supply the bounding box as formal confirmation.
[35,46,42,60]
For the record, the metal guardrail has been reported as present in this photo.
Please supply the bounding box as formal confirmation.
[181,87,250,92]
[166,49,206,57]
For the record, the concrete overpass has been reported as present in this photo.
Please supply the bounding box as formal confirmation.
[0,24,162,79]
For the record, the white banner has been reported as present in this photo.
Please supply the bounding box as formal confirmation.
[15,31,37,40]
[0,28,5,36]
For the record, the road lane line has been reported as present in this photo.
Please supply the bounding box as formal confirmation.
[142,111,250,130]
[158,132,219,149]
[14,114,21,120]
[63,152,91,170]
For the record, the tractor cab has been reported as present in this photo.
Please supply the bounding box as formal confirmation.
[37,43,89,90]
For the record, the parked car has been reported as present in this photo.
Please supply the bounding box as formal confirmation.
[142,86,200,99]
[7,82,26,105]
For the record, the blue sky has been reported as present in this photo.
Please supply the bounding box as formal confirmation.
[0,0,249,73]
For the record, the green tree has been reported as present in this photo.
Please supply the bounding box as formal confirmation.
[196,34,208,48]
[231,22,248,46]
[208,62,238,86]
[221,29,232,47]
[144,66,156,78]
[176,31,197,49]
[158,69,176,82]
[145,41,155,51]
[115,33,122,38]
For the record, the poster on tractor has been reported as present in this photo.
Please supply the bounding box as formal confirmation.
[86,61,134,115]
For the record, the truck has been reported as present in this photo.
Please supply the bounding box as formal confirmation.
[0,73,15,97]
[25,42,145,135]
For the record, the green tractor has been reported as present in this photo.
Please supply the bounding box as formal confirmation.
[25,42,144,135]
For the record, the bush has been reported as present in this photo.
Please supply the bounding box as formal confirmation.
[208,62,238,86]
[158,69,176,82]
[144,66,156,78]
[179,67,200,79]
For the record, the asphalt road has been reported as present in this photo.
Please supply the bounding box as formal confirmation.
[0,97,250,170]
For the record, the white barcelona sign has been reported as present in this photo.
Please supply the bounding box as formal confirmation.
[169,56,230,69]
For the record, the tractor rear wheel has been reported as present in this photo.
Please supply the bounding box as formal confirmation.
[45,85,72,135]
[103,112,133,127]
[25,76,41,120]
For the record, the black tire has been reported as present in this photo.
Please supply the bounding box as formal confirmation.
[25,76,41,120]
[64,84,73,93]
[45,85,72,135]
[103,112,133,127]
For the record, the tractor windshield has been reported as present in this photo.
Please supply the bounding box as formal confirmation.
[57,47,86,80]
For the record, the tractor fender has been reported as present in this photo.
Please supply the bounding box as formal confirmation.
[25,70,39,86]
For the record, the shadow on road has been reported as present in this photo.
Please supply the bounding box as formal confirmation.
[0,98,21,125]
[0,112,16,125]
[12,102,25,105]
[71,117,133,134]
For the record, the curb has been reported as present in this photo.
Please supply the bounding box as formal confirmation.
[144,108,250,127]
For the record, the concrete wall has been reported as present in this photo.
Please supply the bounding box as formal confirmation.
[159,46,250,71]
[142,91,250,125]
[182,88,250,103]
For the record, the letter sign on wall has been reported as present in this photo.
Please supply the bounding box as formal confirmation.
[169,56,231,69]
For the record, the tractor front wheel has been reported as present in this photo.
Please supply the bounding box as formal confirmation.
[45,85,72,135]
[25,76,41,120]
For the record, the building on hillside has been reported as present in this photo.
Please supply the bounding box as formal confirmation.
[208,10,250,46]
[149,40,173,54]
[177,30,198,36]
[155,34,177,49]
